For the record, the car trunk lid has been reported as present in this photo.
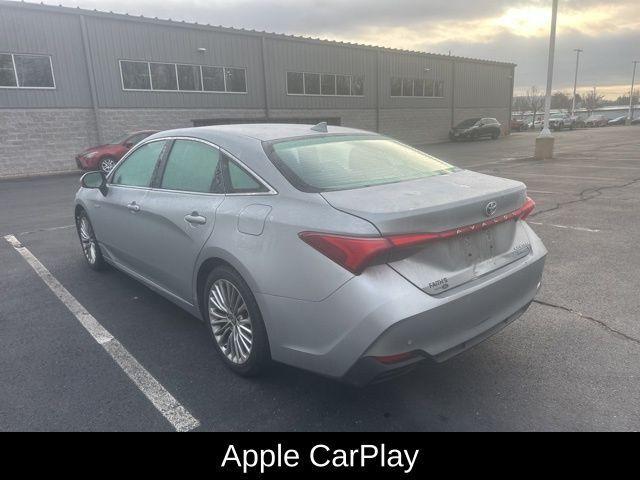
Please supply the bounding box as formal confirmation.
[321,170,532,294]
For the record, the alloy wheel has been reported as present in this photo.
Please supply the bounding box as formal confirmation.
[100,158,116,173]
[208,279,253,364]
[78,215,97,265]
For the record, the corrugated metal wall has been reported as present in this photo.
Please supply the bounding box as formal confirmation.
[454,61,512,108]
[0,2,513,119]
[264,38,376,110]
[84,17,265,109]
[0,7,92,107]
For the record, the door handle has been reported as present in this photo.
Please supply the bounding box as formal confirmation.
[185,212,207,225]
[126,202,140,213]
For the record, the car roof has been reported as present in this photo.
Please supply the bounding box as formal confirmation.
[152,123,376,143]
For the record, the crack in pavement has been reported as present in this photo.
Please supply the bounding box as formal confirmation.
[530,176,640,218]
[533,299,640,347]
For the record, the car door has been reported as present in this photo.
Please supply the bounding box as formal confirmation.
[90,139,167,274]
[134,138,226,303]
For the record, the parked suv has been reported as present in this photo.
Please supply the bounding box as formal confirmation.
[75,130,158,174]
[585,115,609,128]
[548,114,574,131]
[450,118,501,141]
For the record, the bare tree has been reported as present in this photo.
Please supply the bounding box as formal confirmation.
[525,86,545,125]
[583,87,605,114]
[551,91,572,111]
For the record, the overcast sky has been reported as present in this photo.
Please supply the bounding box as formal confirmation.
[56,0,639,98]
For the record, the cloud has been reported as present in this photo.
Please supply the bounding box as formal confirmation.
[54,0,640,97]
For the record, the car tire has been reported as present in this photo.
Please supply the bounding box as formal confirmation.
[75,210,106,271]
[99,156,117,174]
[203,266,271,377]
[491,131,499,140]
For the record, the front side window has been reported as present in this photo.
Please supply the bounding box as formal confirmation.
[160,140,222,193]
[111,141,165,187]
[0,53,54,88]
[267,135,455,192]
[150,62,177,90]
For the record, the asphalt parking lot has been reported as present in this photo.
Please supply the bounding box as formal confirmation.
[1,126,639,431]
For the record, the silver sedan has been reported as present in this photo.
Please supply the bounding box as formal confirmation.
[75,123,547,385]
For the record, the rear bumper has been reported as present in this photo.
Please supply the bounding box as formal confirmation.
[258,222,547,384]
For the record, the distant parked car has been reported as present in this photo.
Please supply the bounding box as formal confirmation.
[510,118,529,131]
[528,117,544,130]
[75,130,158,174]
[548,114,574,131]
[450,118,501,141]
[585,115,609,128]
[632,118,640,125]
[608,115,629,126]
[571,115,587,128]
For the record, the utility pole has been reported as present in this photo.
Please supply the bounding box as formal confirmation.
[627,60,638,125]
[535,0,559,160]
[571,48,582,116]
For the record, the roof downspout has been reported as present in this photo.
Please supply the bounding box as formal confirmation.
[450,57,456,129]
[79,15,102,144]
[260,36,270,120]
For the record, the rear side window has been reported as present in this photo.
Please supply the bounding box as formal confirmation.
[161,140,222,193]
[226,157,267,193]
[111,141,165,187]
[266,135,455,192]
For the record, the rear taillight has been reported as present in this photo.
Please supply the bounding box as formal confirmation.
[300,197,535,274]
[298,232,392,275]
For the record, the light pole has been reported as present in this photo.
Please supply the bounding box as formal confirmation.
[627,60,638,125]
[535,0,559,160]
[571,48,582,116]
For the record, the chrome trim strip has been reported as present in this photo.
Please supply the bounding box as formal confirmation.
[108,135,278,196]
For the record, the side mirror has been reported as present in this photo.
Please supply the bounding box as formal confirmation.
[81,171,108,196]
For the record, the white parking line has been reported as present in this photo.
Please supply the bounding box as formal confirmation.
[3,234,201,432]
[528,222,600,233]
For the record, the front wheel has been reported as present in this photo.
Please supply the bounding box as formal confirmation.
[99,156,117,174]
[204,266,270,376]
[491,131,499,140]
[76,211,106,270]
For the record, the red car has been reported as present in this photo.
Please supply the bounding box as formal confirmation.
[75,130,158,173]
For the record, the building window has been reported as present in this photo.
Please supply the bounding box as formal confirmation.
[287,72,304,95]
[287,71,364,96]
[121,60,151,90]
[304,73,320,95]
[150,62,178,91]
[177,64,202,91]
[390,76,444,98]
[225,67,247,93]
[202,66,225,92]
[0,53,55,89]
[120,60,247,93]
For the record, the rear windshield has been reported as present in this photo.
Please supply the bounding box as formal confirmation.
[265,135,456,192]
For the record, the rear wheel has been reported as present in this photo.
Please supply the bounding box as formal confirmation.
[204,266,270,376]
[76,211,106,270]
[99,156,117,174]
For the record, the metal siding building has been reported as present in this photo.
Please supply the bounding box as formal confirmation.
[0,0,515,177]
